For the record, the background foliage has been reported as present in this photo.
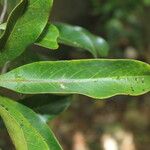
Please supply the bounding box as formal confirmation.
[0,0,150,150]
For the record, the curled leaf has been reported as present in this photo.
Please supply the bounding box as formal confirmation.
[55,23,109,57]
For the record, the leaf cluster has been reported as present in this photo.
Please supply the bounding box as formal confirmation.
[0,0,149,149]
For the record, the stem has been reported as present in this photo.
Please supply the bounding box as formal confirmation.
[1,61,10,74]
[0,0,8,74]
[0,0,7,24]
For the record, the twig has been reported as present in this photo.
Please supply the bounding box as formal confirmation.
[0,0,7,23]
[1,61,10,74]
[0,0,8,74]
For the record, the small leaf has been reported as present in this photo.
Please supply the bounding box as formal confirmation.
[21,94,72,120]
[0,59,149,99]
[0,0,53,66]
[36,24,59,50]
[0,96,62,150]
[0,22,6,31]
[55,23,109,57]
[0,23,6,37]
[0,23,59,50]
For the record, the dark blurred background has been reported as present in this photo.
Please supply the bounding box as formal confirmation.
[0,0,150,150]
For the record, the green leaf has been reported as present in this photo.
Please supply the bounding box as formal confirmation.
[0,22,6,37]
[0,0,53,66]
[0,59,149,99]
[21,94,72,120]
[0,23,59,50]
[0,22,6,30]
[0,0,26,40]
[0,96,62,150]
[54,23,109,57]
[36,24,59,50]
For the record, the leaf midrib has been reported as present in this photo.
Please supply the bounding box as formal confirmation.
[0,75,148,84]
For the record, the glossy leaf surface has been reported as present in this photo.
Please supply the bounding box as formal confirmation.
[0,96,62,150]
[0,0,53,66]
[36,24,59,50]
[0,23,59,50]
[0,59,149,99]
[55,23,109,57]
